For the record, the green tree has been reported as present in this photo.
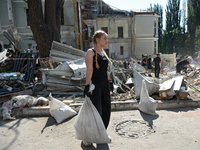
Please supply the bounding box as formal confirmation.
[163,0,181,54]
[25,0,64,58]
[187,0,200,55]
[147,4,163,53]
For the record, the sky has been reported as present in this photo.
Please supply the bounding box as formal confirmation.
[103,0,186,28]
[103,0,168,11]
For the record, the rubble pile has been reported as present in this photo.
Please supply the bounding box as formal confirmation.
[0,48,16,73]
[1,37,200,120]
[183,67,200,88]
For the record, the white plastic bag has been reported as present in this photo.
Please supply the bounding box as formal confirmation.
[74,96,111,144]
[37,97,49,106]
[12,95,38,108]
[1,100,15,120]
[138,79,158,115]
[49,93,77,123]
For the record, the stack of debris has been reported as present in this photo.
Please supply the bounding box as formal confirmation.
[40,41,86,92]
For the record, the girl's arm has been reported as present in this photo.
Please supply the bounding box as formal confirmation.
[85,49,94,85]
[107,71,112,82]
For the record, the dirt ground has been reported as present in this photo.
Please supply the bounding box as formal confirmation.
[1,107,200,150]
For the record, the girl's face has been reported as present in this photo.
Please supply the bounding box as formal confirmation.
[96,34,108,47]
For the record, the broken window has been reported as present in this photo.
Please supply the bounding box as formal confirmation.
[104,49,109,57]
[118,27,123,38]
[61,8,64,25]
[154,20,156,37]
[25,9,30,26]
[120,46,124,55]
[101,27,108,34]
[154,41,156,54]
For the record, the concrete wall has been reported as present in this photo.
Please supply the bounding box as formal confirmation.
[135,39,155,58]
[12,2,28,27]
[96,17,129,38]
[135,15,157,37]
[134,14,159,58]
[63,0,75,26]
[0,1,11,50]
[96,17,132,59]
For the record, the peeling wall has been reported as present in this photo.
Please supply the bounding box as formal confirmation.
[96,17,132,59]
[96,17,129,38]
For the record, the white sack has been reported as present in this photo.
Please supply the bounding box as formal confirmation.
[138,80,158,115]
[133,68,160,99]
[37,97,49,106]
[1,100,15,120]
[12,95,38,108]
[49,93,77,123]
[74,96,111,144]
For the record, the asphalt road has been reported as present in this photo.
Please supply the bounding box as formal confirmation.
[1,107,200,150]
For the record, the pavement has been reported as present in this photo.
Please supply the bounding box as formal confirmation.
[1,89,200,150]
[1,108,200,150]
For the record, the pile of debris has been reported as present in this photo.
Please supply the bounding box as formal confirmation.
[1,38,200,120]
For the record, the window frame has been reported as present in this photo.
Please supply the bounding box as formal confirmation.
[118,27,123,38]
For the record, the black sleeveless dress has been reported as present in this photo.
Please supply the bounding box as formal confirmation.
[89,49,111,129]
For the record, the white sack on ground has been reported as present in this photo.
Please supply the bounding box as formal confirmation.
[1,100,15,120]
[133,68,160,99]
[12,95,38,108]
[37,97,49,106]
[138,80,158,115]
[74,96,111,144]
[49,93,77,123]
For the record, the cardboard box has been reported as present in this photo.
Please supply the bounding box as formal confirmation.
[159,90,168,100]
[177,92,188,100]
[159,90,174,100]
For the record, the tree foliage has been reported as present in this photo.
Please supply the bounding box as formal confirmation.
[187,0,200,55]
[25,0,64,58]
[163,0,181,54]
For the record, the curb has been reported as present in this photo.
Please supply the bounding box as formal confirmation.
[1,99,200,118]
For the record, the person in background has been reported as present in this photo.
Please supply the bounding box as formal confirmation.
[142,55,147,69]
[196,53,200,65]
[153,53,161,78]
[84,30,113,147]
[147,55,152,77]
[123,59,127,69]
[137,58,141,64]
[176,54,181,65]
[127,60,130,68]
[176,56,192,74]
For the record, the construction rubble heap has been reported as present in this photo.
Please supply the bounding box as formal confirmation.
[1,41,200,121]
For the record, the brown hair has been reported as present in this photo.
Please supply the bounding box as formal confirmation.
[92,30,112,69]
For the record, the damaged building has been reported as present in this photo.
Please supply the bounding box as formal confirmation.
[1,0,160,59]
[1,1,200,122]
[80,0,160,59]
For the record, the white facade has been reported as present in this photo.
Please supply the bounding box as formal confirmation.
[134,14,159,58]
[90,13,159,59]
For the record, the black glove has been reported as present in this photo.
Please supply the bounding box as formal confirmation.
[84,84,91,97]
[109,82,114,92]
